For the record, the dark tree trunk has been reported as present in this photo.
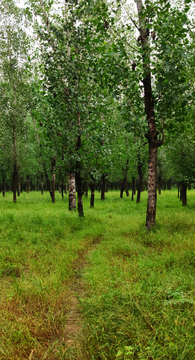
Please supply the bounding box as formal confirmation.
[84,182,88,198]
[3,176,5,197]
[101,174,106,200]
[17,181,20,197]
[115,182,118,191]
[137,156,144,203]
[132,178,136,201]
[65,184,67,195]
[181,181,187,206]
[61,181,64,198]
[111,182,114,190]
[37,175,39,191]
[125,183,129,197]
[41,174,44,194]
[26,175,29,193]
[120,182,124,198]
[90,176,95,208]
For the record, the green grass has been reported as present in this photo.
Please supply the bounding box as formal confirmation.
[0,189,195,359]
[78,190,195,360]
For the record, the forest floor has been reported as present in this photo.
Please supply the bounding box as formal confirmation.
[0,189,195,359]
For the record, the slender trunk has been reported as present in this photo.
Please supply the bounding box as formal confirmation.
[181,181,187,206]
[137,174,141,203]
[101,174,106,200]
[65,184,67,195]
[37,175,39,191]
[51,157,55,203]
[68,172,76,210]
[26,175,29,193]
[41,174,44,195]
[75,113,84,216]
[137,157,143,203]
[158,162,162,195]
[13,126,17,203]
[3,176,5,197]
[126,183,129,197]
[136,0,162,230]
[132,177,136,201]
[17,181,20,197]
[33,119,51,198]
[84,182,88,198]
[120,182,124,198]
[90,176,95,208]
[61,181,64,198]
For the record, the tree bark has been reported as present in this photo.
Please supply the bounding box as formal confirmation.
[51,157,56,203]
[37,175,39,191]
[132,177,136,201]
[75,113,84,217]
[136,0,163,229]
[181,181,187,206]
[12,126,18,203]
[41,174,44,195]
[137,156,144,203]
[90,176,95,208]
[3,176,5,197]
[101,174,106,200]
[68,172,76,210]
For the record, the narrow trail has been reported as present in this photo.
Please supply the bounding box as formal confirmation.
[62,239,101,358]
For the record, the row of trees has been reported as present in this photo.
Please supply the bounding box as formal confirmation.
[0,0,194,229]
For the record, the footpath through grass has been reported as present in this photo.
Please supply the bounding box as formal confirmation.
[0,190,195,359]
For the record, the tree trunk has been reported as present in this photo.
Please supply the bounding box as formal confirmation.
[181,181,187,206]
[3,176,5,197]
[17,181,20,196]
[68,172,76,210]
[75,113,84,217]
[26,175,29,193]
[158,162,162,195]
[37,175,39,191]
[136,0,163,230]
[13,126,18,203]
[132,177,136,201]
[137,156,143,203]
[51,157,56,203]
[41,174,44,194]
[90,176,95,208]
[101,174,106,200]
[84,182,88,198]
[61,181,64,198]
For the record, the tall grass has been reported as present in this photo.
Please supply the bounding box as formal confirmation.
[79,190,195,360]
[0,189,195,359]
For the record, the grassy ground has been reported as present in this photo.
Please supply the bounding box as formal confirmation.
[0,189,195,359]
